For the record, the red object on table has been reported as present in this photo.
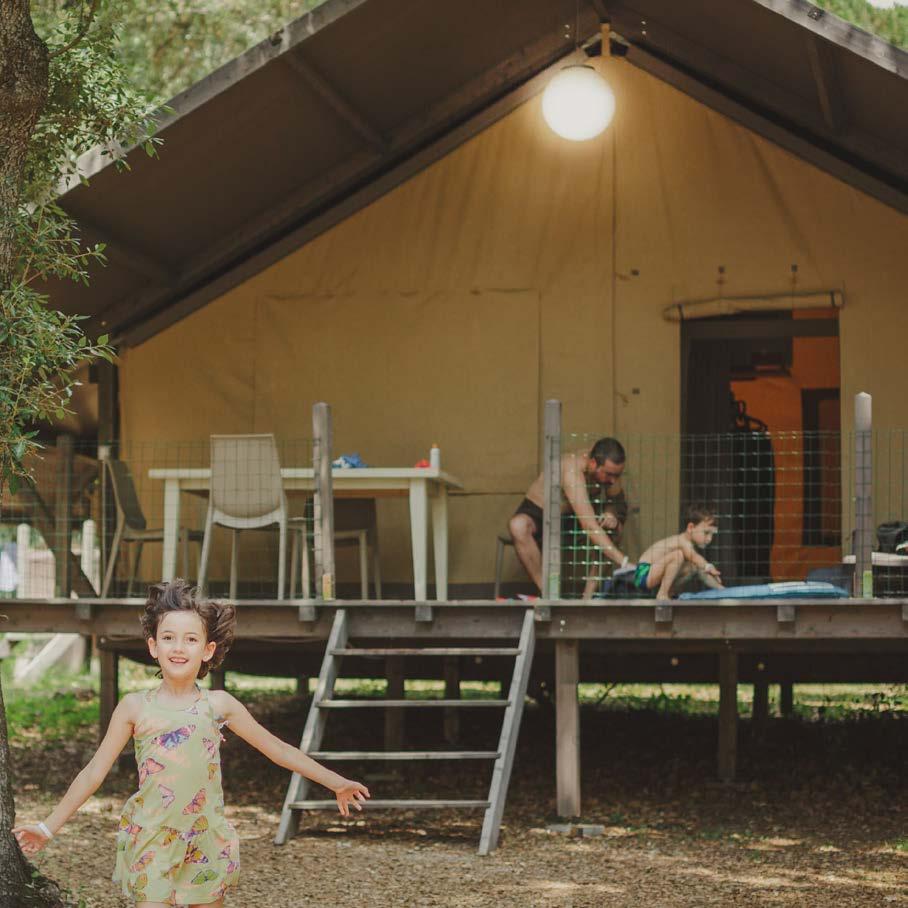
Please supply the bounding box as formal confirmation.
[414,458,430,468]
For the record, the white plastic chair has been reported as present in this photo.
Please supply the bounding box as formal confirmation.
[101,459,202,597]
[289,499,382,599]
[197,434,287,599]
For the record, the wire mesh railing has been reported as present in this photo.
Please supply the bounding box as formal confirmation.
[551,425,905,600]
[0,436,317,600]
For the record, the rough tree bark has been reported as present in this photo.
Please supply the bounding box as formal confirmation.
[0,6,66,906]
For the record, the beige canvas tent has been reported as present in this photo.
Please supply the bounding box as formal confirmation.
[43,0,908,594]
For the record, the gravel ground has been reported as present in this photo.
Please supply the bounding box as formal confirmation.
[12,694,908,908]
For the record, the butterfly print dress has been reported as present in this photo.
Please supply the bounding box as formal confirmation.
[113,686,240,904]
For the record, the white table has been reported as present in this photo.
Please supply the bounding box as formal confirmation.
[147,467,463,600]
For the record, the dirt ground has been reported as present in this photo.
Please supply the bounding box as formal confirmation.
[12,693,908,908]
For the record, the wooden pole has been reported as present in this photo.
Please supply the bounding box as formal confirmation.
[312,402,335,601]
[98,647,119,742]
[752,679,769,732]
[779,682,794,717]
[854,392,873,597]
[384,656,404,750]
[96,359,119,594]
[209,669,226,691]
[541,400,562,600]
[443,655,460,745]
[53,434,74,597]
[718,649,738,782]
[555,639,581,817]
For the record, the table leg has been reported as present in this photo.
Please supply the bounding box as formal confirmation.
[409,479,428,601]
[161,479,181,580]
[431,484,449,602]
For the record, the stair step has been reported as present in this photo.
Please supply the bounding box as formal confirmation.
[331,647,520,657]
[317,699,510,709]
[290,799,490,810]
[308,751,500,761]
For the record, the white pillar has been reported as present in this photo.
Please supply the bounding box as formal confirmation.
[16,524,30,598]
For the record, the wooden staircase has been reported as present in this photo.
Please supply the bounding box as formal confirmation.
[274,608,536,854]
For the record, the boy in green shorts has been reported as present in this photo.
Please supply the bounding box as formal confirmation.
[634,504,724,600]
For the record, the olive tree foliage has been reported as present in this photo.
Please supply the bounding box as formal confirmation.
[0,3,157,903]
[35,0,325,105]
[1,2,160,492]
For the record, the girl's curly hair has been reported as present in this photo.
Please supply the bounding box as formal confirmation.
[141,579,236,679]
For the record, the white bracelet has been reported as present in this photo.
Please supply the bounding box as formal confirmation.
[704,563,715,572]
[37,821,53,840]
[621,556,629,569]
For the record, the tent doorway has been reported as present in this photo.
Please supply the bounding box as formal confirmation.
[681,310,841,584]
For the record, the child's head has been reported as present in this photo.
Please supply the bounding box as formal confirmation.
[142,579,236,680]
[684,504,718,547]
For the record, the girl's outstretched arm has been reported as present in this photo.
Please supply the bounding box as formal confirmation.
[212,690,370,816]
[13,693,138,855]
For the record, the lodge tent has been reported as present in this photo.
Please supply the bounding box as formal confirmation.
[45,0,908,594]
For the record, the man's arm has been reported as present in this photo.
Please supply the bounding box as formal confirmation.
[562,457,628,567]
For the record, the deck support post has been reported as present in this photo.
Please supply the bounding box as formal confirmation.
[443,656,460,744]
[555,639,581,818]
[385,656,404,749]
[752,678,769,733]
[99,647,119,741]
[779,682,794,716]
[718,648,738,782]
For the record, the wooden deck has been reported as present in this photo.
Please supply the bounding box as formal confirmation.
[4,597,908,816]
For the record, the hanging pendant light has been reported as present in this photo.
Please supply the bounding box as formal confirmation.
[542,64,616,142]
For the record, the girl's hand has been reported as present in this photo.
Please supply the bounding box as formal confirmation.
[333,779,370,817]
[704,562,721,578]
[13,824,51,856]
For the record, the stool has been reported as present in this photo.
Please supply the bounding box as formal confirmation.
[493,532,515,598]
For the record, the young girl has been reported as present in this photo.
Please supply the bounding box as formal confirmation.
[14,579,370,907]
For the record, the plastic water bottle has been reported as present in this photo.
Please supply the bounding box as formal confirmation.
[429,443,441,470]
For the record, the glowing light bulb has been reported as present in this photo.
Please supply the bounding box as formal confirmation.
[542,64,616,142]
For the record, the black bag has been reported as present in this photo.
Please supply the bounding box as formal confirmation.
[876,521,908,553]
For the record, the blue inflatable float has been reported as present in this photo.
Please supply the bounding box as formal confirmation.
[678,581,849,600]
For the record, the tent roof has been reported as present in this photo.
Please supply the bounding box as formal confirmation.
[50,0,908,346]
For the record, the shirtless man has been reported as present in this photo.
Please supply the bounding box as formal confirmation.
[509,437,630,592]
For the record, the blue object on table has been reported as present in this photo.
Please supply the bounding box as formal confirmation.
[678,581,849,600]
[332,453,367,468]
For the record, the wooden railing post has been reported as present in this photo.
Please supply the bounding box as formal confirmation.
[312,403,335,601]
[854,392,873,597]
[541,400,562,600]
[54,434,74,597]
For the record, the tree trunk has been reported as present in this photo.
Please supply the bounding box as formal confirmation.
[0,0,49,288]
[0,677,66,908]
[0,8,64,904]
